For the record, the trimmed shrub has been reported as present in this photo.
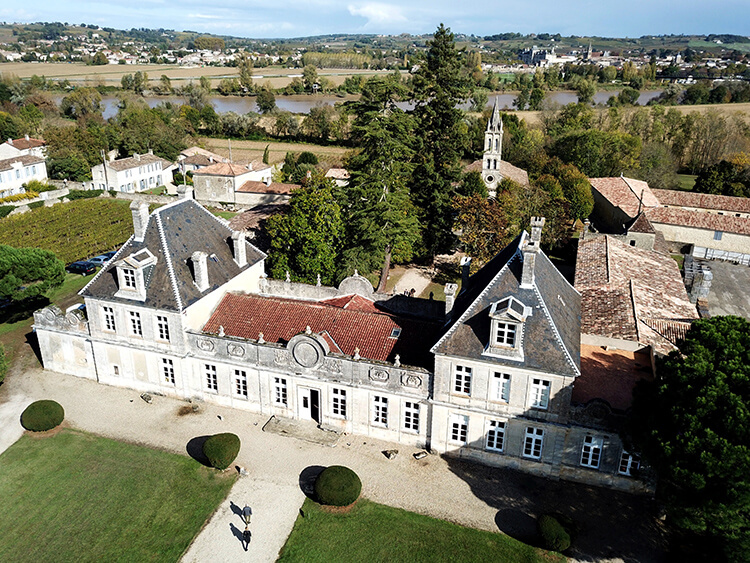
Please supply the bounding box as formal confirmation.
[538,514,571,552]
[0,205,13,219]
[21,400,65,431]
[67,189,104,200]
[202,433,241,470]
[314,465,362,507]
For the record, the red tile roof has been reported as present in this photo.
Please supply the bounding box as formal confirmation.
[203,293,439,368]
[574,345,654,410]
[651,188,750,215]
[6,137,45,150]
[465,159,530,186]
[237,180,298,194]
[647,206,750,236]
[192,162,252,177]
[589,176,660,217]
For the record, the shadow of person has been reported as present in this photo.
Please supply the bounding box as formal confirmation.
[186,435,212,466]
[229,522,247,551]
[229,501,243,518]
[298,465,326,499]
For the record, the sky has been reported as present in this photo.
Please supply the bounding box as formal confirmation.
[1,0,748,39]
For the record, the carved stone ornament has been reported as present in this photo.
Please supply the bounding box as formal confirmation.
[274,350,289,366]
[401,373,422,388]
[292,340,321,368]
[323,358,342,374]
[197,339,215,352]
[227,343,245,357]
[369,369,389,383]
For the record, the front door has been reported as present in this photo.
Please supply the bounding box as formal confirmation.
[299,387,320,423]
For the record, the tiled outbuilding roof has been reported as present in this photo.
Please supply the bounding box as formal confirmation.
[647,206,750,236]
[237,180,299,194]
[465,159,530,186]
[589,176,660,218]
[0,154,45,171]
[202,293,440,368]
[192,162,252,177]
[651,188,750,215]
[81,199,265,312]
[105,153,164,172]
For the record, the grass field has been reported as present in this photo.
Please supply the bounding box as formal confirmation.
[201,137,349,166]
[0,430,234,563]
[1,62,389,88]
[278,498,563,563]
[676,174,697,191]
[0,198,132,264]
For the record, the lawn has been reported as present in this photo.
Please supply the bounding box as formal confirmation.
[0,430,235,563]
[676,174,697,191]
[278,498,563,563]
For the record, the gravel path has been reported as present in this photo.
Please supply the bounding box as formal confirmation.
[0,365,667,562]
[392,267,432,297]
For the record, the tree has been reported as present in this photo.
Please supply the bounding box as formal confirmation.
[550,129,641,178]
[265,174,344,285]
[303,65,319,92]
[60,88,102,119]
[575,79,596,105]
[91,52,108,66]
[0,245,65,302]
[630,316,750,562]
[410,23,473,257]
[236,52,254,92]
[256,89,276,114]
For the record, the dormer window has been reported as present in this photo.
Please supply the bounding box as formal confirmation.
[485,296,530,361]
[115,248,157,302]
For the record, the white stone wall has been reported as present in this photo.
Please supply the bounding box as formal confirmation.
[0,160,48,198]
[651,221,750,254]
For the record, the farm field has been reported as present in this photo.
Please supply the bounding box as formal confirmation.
[1,61,389,88]
[278,497,564,563]
[201,137,349,166]
[0,430,235,563]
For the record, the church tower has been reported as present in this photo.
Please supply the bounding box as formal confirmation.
[482,99,504,198]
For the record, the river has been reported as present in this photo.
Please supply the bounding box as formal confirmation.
[54,90,664,120]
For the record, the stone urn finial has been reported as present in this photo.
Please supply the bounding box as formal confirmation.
[258,332,265,344]
[305,325,312,335]
[353,347,360,361]
[285,271,291,283]
[394,354,401,367]
[218,325,225,337]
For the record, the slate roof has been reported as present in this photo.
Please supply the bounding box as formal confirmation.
[589,176,660,218]
[465,159,530,186]
[0,154,45,171]
[105,153,164,172]
[202,293,440,369]
[575,235,697,353]
[237,180,299,195]
[647,206,750,236]
[431,233,581,377]
[81,199,265,312]
[651,188,750,215]
[574,345,653,410]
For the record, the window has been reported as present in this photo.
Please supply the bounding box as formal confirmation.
[486,420,505,452]
[372,395,388,426]
[454,365,472,395]
[530,378,551,410]
[493,372,511,402]
[234,370,248,398]
[523,427,544,459]
[714,230,723,241]
[205,364,217,392]
[618,451,641,476]
[129,311,142,336]
[331,388,346,417]
[122,268,136,289]
[274,377,288,406]
[450,414,469,444]
[162,358,175,385]
[156,315,170,342]
[102,306,116,332]
[495,322,516,346]
[580,435,603,469]
[403,401,420,433]
[113,365,119,377]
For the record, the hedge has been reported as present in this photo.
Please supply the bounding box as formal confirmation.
[537,514,571,552]
[21,400,65,432]
[67,189,105,200]
[203,433,241,470]
[0,191,38,204]
[0,206,13,219]
[314,465,362,507]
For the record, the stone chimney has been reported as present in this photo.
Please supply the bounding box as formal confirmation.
[130,201,150,242]
[520,217,545,288]
[7,138,12,145]
[231,230,247,267]
[460,256,472,290]
[25,134,30,141]
[191,251,209,292]
[134,153,141,162]
[181,187,194,200]
[444,283,458,316]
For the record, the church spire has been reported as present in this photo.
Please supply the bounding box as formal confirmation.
[487,98,502,133]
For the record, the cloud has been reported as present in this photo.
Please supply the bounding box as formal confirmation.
[187,13,222,19]
[347,2,407,27]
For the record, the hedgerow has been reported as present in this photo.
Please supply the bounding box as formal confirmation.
[0,191,38,204]
[0,198,133,263]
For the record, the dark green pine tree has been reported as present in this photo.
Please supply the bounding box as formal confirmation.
[410,24,473,258]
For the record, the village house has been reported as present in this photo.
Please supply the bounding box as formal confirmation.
[90,151,174,193]
[0,154,48,199]
[34,198,650,492]
[177,147,228,175]
[192,160,298,206]
[0,135,47,160]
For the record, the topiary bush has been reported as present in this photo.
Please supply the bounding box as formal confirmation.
[21,400,65,431]
[314,465,362,507]
[202,433,241,470]
[538,514,571,552]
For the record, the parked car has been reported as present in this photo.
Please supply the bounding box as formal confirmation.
[88,255,111,267]
[103,251,117,260]
[66,261,97,275]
